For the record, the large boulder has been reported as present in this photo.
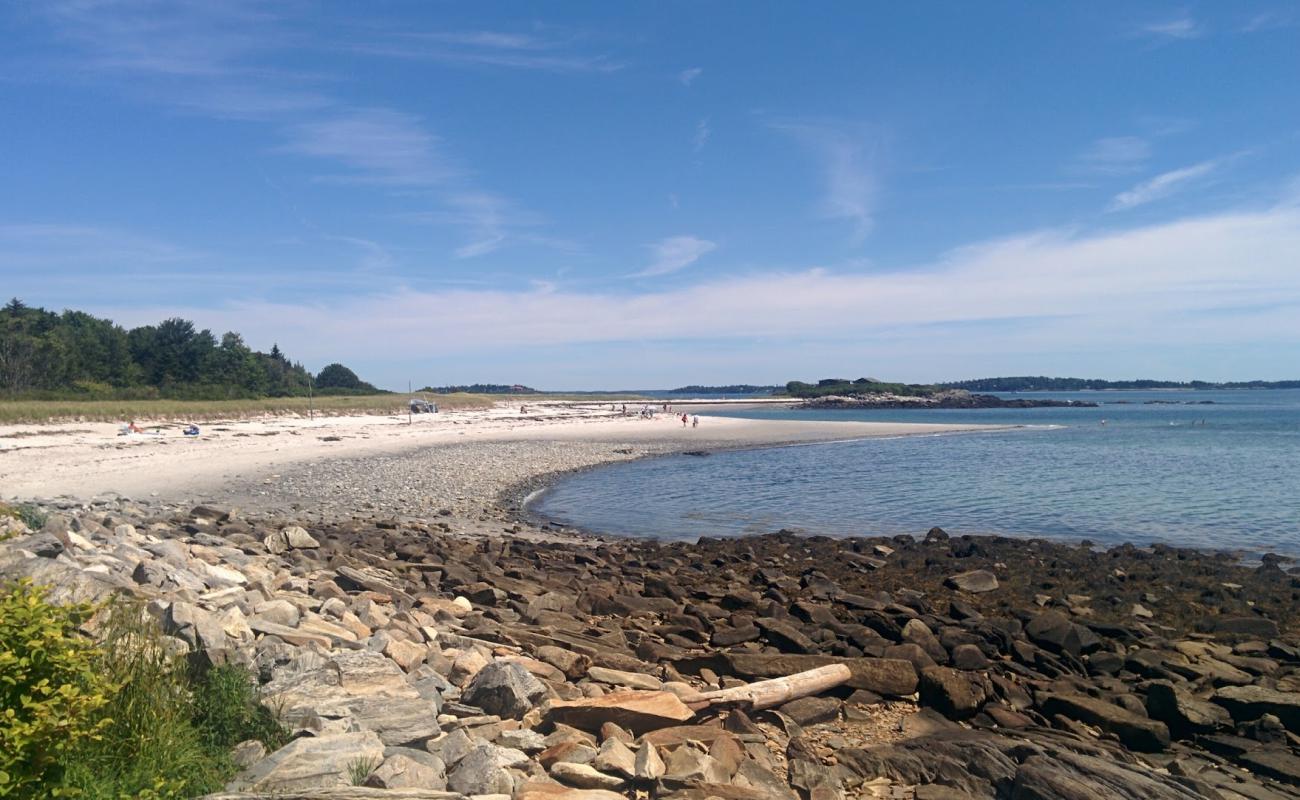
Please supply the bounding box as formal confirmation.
[919,666,987,720]
[1145,681,1231,737]
[1040,693,1170,752]
[446,742,529,796]
[225,731,384,792]
[1213,685,1300,732]
[1025,611,1101,658]
[462,660,548,719]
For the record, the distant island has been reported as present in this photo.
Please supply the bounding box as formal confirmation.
[421,384,538,394]
[942,376,1300,391]
[785,378,1096,409]
[668,384,781,395]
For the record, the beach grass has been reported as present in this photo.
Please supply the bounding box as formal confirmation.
[0,392,650,425]
[0,393,486,425]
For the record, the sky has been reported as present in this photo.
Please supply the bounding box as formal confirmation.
[2,1,1299,390]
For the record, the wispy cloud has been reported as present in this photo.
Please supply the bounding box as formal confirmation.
[28,3,560,259]
[693,118,711,153]
[281,109,449,185]
[1109,157,1226,210]
[1074,136,1151,175]
[349,28,621,73]
[142,201,1300,379]
[772,121,881,241]
[0,223,199,267]
[634,236,717,277]
[1138,15,1205,40]
[679,67,703,86]
[324,236,395,271]
[400,194,561,259]
[1241,11,1293,33]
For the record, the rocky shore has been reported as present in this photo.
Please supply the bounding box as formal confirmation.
[5,492,1300,800]
[800,390,1098,409]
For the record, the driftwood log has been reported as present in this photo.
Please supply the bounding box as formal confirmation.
[682,663,852,712]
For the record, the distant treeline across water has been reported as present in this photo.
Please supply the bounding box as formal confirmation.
[941,376,1300,392]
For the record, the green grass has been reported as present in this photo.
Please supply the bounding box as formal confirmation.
[0,393,496,424]
[49,599,288,799]
[0,392,655,424]
[0,502,46,536]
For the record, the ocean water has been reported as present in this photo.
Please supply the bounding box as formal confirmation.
[532,390,1300,554]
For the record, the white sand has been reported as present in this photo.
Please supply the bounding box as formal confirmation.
[0,402,1008,503]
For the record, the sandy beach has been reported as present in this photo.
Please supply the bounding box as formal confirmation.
[0,401,1007,514]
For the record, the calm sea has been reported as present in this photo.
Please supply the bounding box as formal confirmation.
[532,389,1300,554]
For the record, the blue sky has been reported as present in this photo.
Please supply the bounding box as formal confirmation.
[3,2,1299,389]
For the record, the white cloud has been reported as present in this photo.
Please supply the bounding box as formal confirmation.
[635,236,717,277]
[693,118,711,153]
[1139,16,1205,39]
[1110,158,1221,210]
[281,109,449,185]
[773,122,880,241]
[0,223,198,266]
[1075,136,1151,175]
[351,28,622,73]
[324,236,394,271]
[679,67,703,86]
[132,201,1300,376]
[1242,11,1293,32]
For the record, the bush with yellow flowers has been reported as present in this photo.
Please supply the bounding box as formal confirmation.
[0,579,113,796]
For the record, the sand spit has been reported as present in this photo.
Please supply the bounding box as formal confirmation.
[0,401,1007,510]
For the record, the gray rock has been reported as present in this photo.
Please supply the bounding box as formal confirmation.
[550,761,625,791]
[944,569,999,593]
[1040,693,1170,751]
[1213,684,1300,732]
[231,739,266,768]
[779,696,842,726]
[447,742,528,796]
[499,728,548,754]
[225,731,385,792]
[461,661,548,720]
[591,737,636,779]
[253,598,301,627]
[919,666,987,720]
[634,741,665,780]
[1025,611,1101,658]
[362,753,447,790]
[1145,680,1231,736]
[429,728,474,766]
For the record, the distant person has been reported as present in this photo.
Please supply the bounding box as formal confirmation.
[128,420,144,433]
[681,413,688,427]
[520,405,527,415]
[692,415,699,428]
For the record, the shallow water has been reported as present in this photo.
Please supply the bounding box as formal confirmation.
[532,389,1300,553]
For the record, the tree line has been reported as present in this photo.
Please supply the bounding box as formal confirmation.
[0,298,379,399]
[941,376,1300,392]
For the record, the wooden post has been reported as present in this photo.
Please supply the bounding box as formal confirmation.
[682,664,852,712]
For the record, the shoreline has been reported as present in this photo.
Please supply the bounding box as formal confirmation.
[502,424,1034,542]
[0,400,1010,513]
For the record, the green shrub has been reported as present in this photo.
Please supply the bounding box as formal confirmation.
[191,663,287,755]
[0,579,114,796]
[1,585,288,799]
[54,601,220,799]
[0,503,47,537]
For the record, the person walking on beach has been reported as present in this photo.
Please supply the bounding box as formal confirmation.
[681,413,688,427]
[692,415,699,428]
